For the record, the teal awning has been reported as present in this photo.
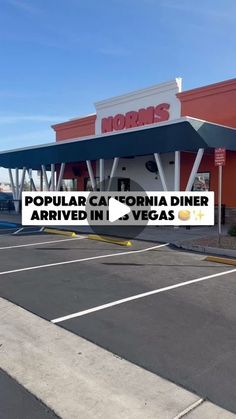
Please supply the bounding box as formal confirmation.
[0,117,236,169]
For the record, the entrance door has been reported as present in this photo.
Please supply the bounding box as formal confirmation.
[117,178,130,191]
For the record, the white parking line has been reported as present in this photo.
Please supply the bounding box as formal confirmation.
[13,229,44,235]
[173,398,205,419]
[0,243,168,274]
[0,236,86,250]
[12,227,24,235]
[51,266,236,323]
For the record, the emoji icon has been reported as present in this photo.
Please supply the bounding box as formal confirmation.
[178,210,191,221]
[194,210,205,221]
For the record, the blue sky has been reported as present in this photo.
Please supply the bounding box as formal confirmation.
[0,0,236,181]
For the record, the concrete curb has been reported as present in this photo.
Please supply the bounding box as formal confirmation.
[1,299,235,419]
[0,298,200,419]
[88,234,132,246]
[174,242,236,258]
[205,256,236,266]
[44,228,78,237]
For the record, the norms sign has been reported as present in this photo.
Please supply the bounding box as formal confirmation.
[101,103,170,134]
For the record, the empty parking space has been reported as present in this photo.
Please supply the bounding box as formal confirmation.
[59,270,236,414]
[0,229,236,414]
[0,237,170,319]
[0,234,230,321]
[0,231,153,272]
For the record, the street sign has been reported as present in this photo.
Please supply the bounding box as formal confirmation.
[214,148,226,239]
[214,148,226,166]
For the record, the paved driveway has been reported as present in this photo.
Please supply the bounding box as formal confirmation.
[0,228,236,414]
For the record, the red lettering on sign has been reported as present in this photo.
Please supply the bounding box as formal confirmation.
[101,116,113,133]
[137,107,154,126]
[125,111,138,128]
[154,103,170,122]
[101,103,170,133]
[113,114,125,130]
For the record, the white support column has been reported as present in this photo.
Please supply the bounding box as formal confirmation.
[174,151,180,191]
[185,149,204,191]
[50,164,55,191]
[28,169,32,191]
[27,169,36,191]
[18,167,26,197]
[41,165,50,191]
[86,160,97,191]
[153,153,168,191]
[15,168,19,199]
[13,168,19,212]
[99,159,105,191]
[56,163,65,191]
[14,168,26,213]
[8,168,16,197]
[39,169,43,191]
[107,157,119,191]
[8,167,26,212]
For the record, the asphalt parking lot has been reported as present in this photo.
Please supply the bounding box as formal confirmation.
[0,226,236,415]
[0,368,59,419]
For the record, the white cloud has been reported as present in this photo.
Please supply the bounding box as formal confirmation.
[6,0,41,14]
[160,0,236,22]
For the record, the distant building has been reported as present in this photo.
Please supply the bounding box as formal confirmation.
[0,182,11,192]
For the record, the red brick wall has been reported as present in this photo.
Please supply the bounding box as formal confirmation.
[178,79,236,207]
[53,115,96,190]
[52,115,96,142]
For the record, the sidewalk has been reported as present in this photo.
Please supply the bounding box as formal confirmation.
[58,224,236,258]
[0,297,235,419]
[129,226,236,258]
[136,225,228,244]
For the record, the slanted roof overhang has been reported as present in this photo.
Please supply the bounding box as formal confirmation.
[0,117,236,170]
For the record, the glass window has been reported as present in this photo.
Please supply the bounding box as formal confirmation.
[84,177,100,191]
[192,172,210,191]
[61,179,77,191]
[118,178,130,191]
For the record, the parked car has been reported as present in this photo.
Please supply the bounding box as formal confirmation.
[0,192,15,211]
